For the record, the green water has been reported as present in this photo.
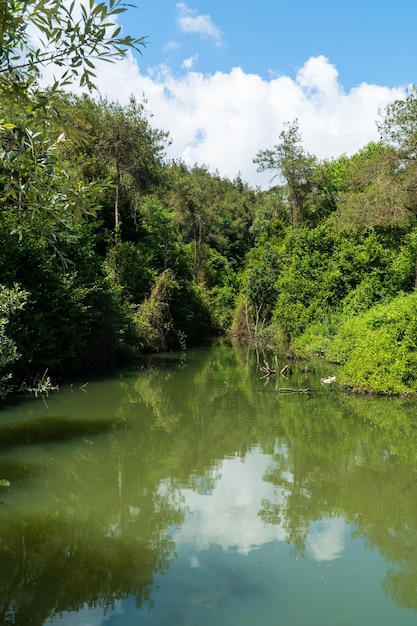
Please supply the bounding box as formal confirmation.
[1,339,417,625]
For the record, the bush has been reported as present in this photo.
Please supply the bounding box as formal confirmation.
[134,269,178,352]
[328,292,417,394]
[210,284,237,331]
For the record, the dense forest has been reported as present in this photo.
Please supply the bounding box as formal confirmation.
[2,1,417,396]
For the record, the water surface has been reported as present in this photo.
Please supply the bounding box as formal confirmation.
[1,340,417,625]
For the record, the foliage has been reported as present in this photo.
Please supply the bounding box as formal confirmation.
[133,268,213,353]
[209,284,237,331]
[240,242,281,331]
[167,162,256,280]
[2,3,417,398]
[0,0,148,241]
[328,292,417,394]
[254,119,318,228]
[328,142,412,230]
[0,0,146,91]
[134,269,179,353]
[92,96,170,232]
[105,241,155,304]
[169,279,214,345]
[0,283,27,394]
[0,103,105,242]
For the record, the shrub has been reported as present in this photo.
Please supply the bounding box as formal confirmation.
[328,292,417,394]
[134,269,178,352]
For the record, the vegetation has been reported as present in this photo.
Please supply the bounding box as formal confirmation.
[2,2,417,395]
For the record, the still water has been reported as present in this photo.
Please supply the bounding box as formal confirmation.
[1,339,417,625]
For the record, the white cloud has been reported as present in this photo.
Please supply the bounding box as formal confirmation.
[176,2,222,45]
[163,40,182,52]
[90,54,406,188]
[40,46,407,189]
[182,54,199,69]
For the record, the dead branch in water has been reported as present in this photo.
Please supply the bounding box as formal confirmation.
[277,387,313,395]
[260,359,276,378]
[260,358,292,380]
[279,364,291,378]
[260,359,313,395]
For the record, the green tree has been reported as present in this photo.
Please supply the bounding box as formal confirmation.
[0,0,146,242]
[0,1,149,388]
[94,97,170,235]
[329,142,408,231]
[0,283,27,395]
[168,163,216,280]
[254,119,317,229]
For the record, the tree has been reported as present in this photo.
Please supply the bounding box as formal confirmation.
[254,120,317,229]
[0,0,147,242]
[328,142,406,232]
[378,86,417,217]
[95,96,170,234]
[168,163,217,280]
[0,1,148,387]
[0,0,146,91]
[0,283,27,395]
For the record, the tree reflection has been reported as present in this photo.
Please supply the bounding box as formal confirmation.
[121,342,417,612]
[256,381,417,611]
[2,341,417,621]
[0,421,185,625]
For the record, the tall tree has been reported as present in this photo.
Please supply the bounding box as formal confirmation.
[254,120,317,229]
[95,96,169,235]
[329,142,404,232]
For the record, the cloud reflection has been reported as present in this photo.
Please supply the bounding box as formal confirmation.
[174,450,348,563]
[174,450,288,555]
[307,517,346,561]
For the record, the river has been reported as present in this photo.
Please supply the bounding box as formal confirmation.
[1,339,417,625]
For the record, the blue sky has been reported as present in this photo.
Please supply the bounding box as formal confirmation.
[124,0,416,91]
[57,1,416,188]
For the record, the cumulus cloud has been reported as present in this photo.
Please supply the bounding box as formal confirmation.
[39,34,407,190]
[176,2,222,45]
[76,53,405,189]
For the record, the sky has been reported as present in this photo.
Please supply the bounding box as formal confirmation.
[59,1,417,188]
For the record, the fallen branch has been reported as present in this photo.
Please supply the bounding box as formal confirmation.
[260,359,276,378]
[279,364,291,379]
[277,387,313,395]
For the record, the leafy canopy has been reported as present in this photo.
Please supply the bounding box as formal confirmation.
[0,0,146,91]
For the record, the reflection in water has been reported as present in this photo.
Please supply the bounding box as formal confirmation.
[306,516,345,561]
[0,340,417,624]
[174,451,287,555]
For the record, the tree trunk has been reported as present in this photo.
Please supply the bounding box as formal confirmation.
[115,160,121,234]
[414,255,417,289]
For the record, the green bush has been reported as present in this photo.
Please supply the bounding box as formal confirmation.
[328,292,417,394]
[292,313,341,358]
[134,269,178,352]
[211,285,238,331]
